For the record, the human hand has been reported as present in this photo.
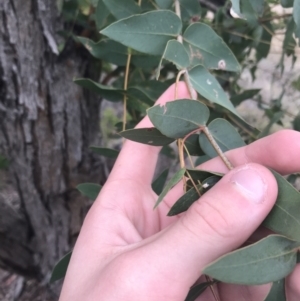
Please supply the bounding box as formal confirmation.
[59,83,300,301]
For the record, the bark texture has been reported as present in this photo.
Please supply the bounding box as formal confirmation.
[0,0,105,282]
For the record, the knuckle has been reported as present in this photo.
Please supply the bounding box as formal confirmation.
[182,198,235,241]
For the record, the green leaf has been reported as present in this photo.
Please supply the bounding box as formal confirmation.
[230,89,261,106]
[147,99,210,139]
[76,37,128,65]
[152,168,169,195]
[127,97,149,114]
[195,155,211,166]
[199,119,246,158]
[188,65,240,117]
[186,169,223,183]
[103,0,141,19]
[293,113,300,131]
[168,184,202,216]
[283,17,296,57]
[76,183,102,201]
[281,0,293,8]
[183,23,240,72]
[257,112,284,138]
[249,0,265,17]
[95,0,111,30]
[184,134,205,156]
[100,11,182,55]
[264,279,286,301]
[154,168,186,208]
[256,23,273,61]
[128,81,171,105]
[155,0,173,9]
[293,0,300,41]
[179,0,202,22]
[156,40,190,79]
[89,147,119,158]
[74,78,124,102]
[230,0,242,16]
[263,171,300,242]
[119,128,175,146]
[50,251,72,282]
[184,282,211,301]
[203,235,300,285]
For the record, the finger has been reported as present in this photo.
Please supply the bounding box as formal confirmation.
[163,129,300,209]
[199,129,300,174]
[142,163,278,298]
[109,81,193,184]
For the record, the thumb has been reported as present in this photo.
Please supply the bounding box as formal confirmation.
[149,163,278,287]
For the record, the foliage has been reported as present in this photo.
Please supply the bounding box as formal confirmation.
[52,0,300,300]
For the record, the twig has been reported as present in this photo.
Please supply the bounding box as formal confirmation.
[122,53,132,131]
[203,126,233,170]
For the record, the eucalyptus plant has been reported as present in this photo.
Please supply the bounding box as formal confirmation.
[52,0,300,300]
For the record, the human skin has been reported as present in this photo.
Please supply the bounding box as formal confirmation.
[59,82,300,301]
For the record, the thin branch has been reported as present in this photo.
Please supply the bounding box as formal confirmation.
[122,53,132,131]
[203,126,234,170]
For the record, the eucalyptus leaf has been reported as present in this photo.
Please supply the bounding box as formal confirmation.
[128,81,171,105]
[185,169,223,183]
[264,279,286,301]
[249,0,265,17]
[76,183,102,201]
[74,78,124,102]
[184,134,205,156]
[257,112,284,139]
[155,0,173,9]
[263,171,300,242]
[89,147,119,158]
[154,168,186,208]
[152,168,169,195]
[101,11,182,55]
[230,0,242,17]
[293,113,300,131]
[199,118,246,158]
[168,184,202,216]
[195,155,211,166]
[230,89,260,106]
[184,282,211,301]
[203,235,300,285]
[179,0,202,22]
[95,0,111,30]
[183,23,240,72]
[127,97,149,114]
[293,0,300,41]
[256,23,273,61]
[281,0,293,8]
[188,65,240,117]
[147,99,209,139]
[50,251,72,282]
[76,37,128,65]
[119,128,175,146]
[156,40,190,79]
[103,0,141,20]
[283,17,297,57]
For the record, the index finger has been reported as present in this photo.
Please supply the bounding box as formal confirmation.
[108,82,194,184]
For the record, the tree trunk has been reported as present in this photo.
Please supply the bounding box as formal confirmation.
[0,0,105,284]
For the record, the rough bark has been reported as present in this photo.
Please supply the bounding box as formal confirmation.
[0,0,105,282]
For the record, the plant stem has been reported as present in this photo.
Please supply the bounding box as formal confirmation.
[203,126,233,170]
[122,53,131,131]
[175,70,187,98]
[175,0,183,43]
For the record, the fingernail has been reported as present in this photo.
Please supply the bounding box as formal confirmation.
[230,167,266,203]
